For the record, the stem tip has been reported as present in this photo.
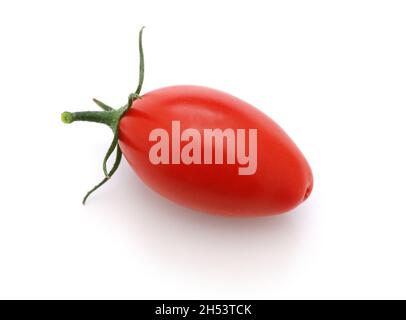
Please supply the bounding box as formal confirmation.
[61,112,73,124]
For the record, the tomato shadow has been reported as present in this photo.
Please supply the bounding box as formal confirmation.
[101,162,313,293]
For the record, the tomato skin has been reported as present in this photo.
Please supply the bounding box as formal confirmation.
[118,85,313,216]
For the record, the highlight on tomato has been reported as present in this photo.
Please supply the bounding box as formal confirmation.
[61,27,313,216]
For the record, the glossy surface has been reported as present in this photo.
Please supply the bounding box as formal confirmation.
[119,85,313,216]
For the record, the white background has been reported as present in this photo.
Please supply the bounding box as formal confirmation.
[1,0,406,300]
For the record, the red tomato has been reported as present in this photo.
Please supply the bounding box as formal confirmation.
[118,85,313,216]
[61,28,313,216]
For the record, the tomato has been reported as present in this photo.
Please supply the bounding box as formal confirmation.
[118,85,313,216]
[61,27,313,216]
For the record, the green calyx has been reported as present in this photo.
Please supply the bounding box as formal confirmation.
[61,27,145,204]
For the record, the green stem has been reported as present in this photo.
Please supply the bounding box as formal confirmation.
[61,26,146,205]
[93,98,114,111]
[82,146,123,205]
[135,26,145,96]
[102,130,119,177]
[61,110,117,128]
